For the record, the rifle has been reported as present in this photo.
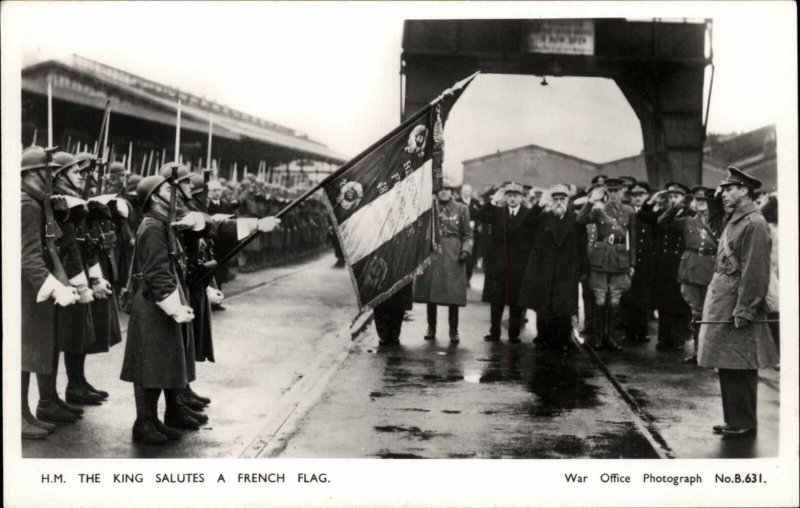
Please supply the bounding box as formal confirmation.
[42,146,70,285]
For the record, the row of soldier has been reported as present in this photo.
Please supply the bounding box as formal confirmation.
[20,145,283,443]
[388,173,779,366]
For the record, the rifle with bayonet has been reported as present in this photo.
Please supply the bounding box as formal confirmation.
[41,146,71,285]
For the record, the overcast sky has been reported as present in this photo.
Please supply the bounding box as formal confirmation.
[7,1,796,169]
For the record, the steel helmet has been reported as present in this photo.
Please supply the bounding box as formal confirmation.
[21,145,58,172]
[159,163,193,183]
[137,175,167,207]
[75,152,96,172]
[189,173,206,195]
[52,151,81,176]
[109,161,129,176]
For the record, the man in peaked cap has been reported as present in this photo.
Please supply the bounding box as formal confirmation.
[698,166,777,438]
[619,181,657,343]
[657,185,721,364]
[576,178,637,351]
[473,182,535,343]
[641,182,692,352]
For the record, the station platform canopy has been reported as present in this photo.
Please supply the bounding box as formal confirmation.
[22,55,346,179]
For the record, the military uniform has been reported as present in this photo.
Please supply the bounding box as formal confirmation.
[621,200,657,342]
[698,167,778,436]
[639,198,691,350]
[576,180,636,350]
[658,187,719,362]
[413,197,473,343]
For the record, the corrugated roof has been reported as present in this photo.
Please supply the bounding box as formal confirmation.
[22,56,347,163]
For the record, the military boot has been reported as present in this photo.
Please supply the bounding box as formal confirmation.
[83,381,109,400]
[132,419,168,444]
[22,406,55,433]
[36,399,79,423]
[22,419,49,440]
[592,305,606,350]
[56,397,84,416]
[605,306,624,352]
[177,391,206,412]
[164,407,201,430]
[65,385,104,405]
[151,419,183,441]
[185,385,210,405]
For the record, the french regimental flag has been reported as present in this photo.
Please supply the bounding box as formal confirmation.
[324,72,477,312]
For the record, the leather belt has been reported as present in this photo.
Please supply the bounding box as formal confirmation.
[689,248,716,256]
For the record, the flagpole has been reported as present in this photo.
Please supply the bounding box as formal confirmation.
[195,72,479,286]
[206,115,213,170]
[194,97,438,286]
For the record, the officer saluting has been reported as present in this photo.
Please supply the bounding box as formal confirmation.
[658,186,720,364]
[698,167,778,438]
[576,178,636,351]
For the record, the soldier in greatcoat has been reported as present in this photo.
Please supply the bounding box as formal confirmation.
[658,186,721,364]
[414,182,473,344]
[120,173,200,443]
[20,146,81,439]
[576,178,636,351]
[473,182,535,343]
[518,185,584,352]
[52,152,120,408]
[698,167,778,438]
[620,181,656,342]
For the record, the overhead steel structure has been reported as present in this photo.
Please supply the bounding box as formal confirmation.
[401,19,713,187]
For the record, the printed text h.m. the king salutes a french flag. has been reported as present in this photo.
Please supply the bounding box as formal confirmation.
[324,72,478,313]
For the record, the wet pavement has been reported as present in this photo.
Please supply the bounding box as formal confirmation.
[23,257,779,459]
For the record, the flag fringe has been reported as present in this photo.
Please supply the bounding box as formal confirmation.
[322,189,440,316]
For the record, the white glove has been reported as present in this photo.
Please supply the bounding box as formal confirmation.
[206,287,224,305]
[172,305,195,323]
[210,213,234,223]
[113,198,130,219]
[53,283,80,307]
[77,286,95,304]
[92,278,113,299]
[257,217,281,233]
[172,211,206,231]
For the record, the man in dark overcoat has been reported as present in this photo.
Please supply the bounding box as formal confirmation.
[698,167,778,438]
[639,183,692,351]
[620,181,656,342]
[20,146,82,439]
[473,182,535,343]
[518,185,583,351]
[414,183,473,344]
